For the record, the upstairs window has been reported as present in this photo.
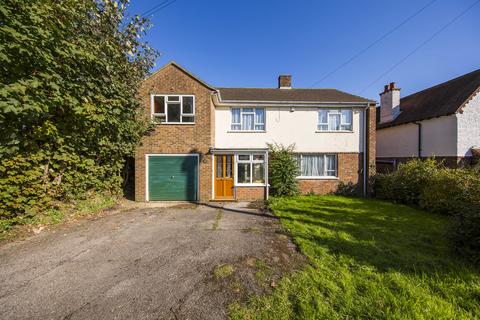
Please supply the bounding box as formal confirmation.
[151,95,195,124]
[231,108,265,131]
[318,109,352,131]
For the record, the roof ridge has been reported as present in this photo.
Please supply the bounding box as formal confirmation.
[402,68,480,100]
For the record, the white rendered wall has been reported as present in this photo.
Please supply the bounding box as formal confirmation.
[377,115,457,158]
[457,91,480,157]
[376,123,419,158]
[214,107,364,153]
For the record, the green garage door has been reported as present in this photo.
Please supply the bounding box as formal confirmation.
[148,155,198,201]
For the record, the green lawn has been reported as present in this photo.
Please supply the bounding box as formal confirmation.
[230,196,480,320]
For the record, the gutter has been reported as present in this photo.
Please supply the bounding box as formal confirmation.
[363,106,368,196]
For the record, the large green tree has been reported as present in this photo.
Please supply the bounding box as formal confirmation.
[0,0,157,218]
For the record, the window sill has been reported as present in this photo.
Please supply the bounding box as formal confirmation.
[154,122,195,125]
[296,176,339,180]
[236,183,266,187]
[315,130,353,133]
[227,130,266,133]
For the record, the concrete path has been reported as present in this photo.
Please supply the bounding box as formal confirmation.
[0,204,302,320]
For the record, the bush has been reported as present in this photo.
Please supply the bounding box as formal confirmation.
[375,159,480,264]
[267,143,299,197]
[0,0,156,218]
[448,207,480,265]
[375,158,439,204]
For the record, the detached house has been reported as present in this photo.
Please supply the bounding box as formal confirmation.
[135,62,376,202]
[376,69,480,171]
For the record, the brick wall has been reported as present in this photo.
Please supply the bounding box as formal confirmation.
[236,186,266,200]
[135,64,214,202]
[298,152,362,195]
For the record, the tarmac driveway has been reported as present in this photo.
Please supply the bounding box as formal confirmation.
[0,203,302,320]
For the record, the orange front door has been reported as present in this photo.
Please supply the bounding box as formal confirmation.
[214,155,234,199]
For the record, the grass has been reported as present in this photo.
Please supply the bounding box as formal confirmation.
[0,192,117,241]
[214,264,235,279]
[230,195,480,320]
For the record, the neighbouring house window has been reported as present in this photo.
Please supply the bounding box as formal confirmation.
[151,95,195,124]
[318,109,352,131]
[237,154,265,184]
[296,154,337,177]
[231,108,265,131]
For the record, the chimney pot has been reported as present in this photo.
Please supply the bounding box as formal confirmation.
[384,85,389,93]
[389,82,396,90]
[278,75,292,89]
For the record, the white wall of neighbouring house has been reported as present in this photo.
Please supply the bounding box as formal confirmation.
[376,123,419,158]
[214,106,364,153]
[456,91,480,157]
[376,115,458,158]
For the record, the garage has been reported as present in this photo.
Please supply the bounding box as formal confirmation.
[147,154,198,201]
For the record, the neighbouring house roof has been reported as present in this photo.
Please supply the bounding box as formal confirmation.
[216,88,374,105]
[377,69,480,130]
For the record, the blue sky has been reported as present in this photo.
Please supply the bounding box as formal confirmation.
[127,0,480,101]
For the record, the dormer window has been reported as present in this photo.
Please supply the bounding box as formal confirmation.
[151,95,195,124]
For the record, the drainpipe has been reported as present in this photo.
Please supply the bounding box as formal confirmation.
[363,106,368,197]
[415,122,422,158]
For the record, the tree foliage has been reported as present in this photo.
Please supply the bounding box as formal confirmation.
[268,143,299,197]
[0,0,157,218]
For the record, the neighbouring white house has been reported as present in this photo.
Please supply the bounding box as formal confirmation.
[376,69,480,172]
[134,62,377,202]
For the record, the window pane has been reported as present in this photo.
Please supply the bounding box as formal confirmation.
[341,109,352,124]
[318,124,328,131]
[231,124,241,131]
[341,124,352,131]
[167,96,179,101]
[167,103,181,122]
[238,154,250,161]
[216,156,224,178]
[301,155,324,176]
[318,110,328,123]
[254,124,265,131]
[242,113,254,130]
[153,114,165,123]
[328,114,341,131]
[153,96,165,114]
[326,155,337,176]
[237,163,250,183]
[226,156,233,177]
[183,96,194,114]
[252,163,264,183]
[243,108,254,113]
[253,154,264,161]
[182,116,194,123]
[231,108,241,123]
[255,108,265,124]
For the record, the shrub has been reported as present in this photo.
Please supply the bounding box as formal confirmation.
[0,0,156,218]
[375,158,439,204]
[448,207,480,265]
[267,143,299,197]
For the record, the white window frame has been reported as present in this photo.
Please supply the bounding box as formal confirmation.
[150,94,195,124]
[235,153,266,186]
[230,107,266,132]
[317,108,353,132]
[296,154,338,179]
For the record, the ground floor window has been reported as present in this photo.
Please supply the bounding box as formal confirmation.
[236,154,265,184]
[296,154,337,177]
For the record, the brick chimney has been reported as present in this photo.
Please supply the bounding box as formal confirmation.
[379,82,401,123]
[278,75,292,89]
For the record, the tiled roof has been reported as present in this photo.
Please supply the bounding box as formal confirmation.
[216,88,374,104]
[377,69,480,129]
